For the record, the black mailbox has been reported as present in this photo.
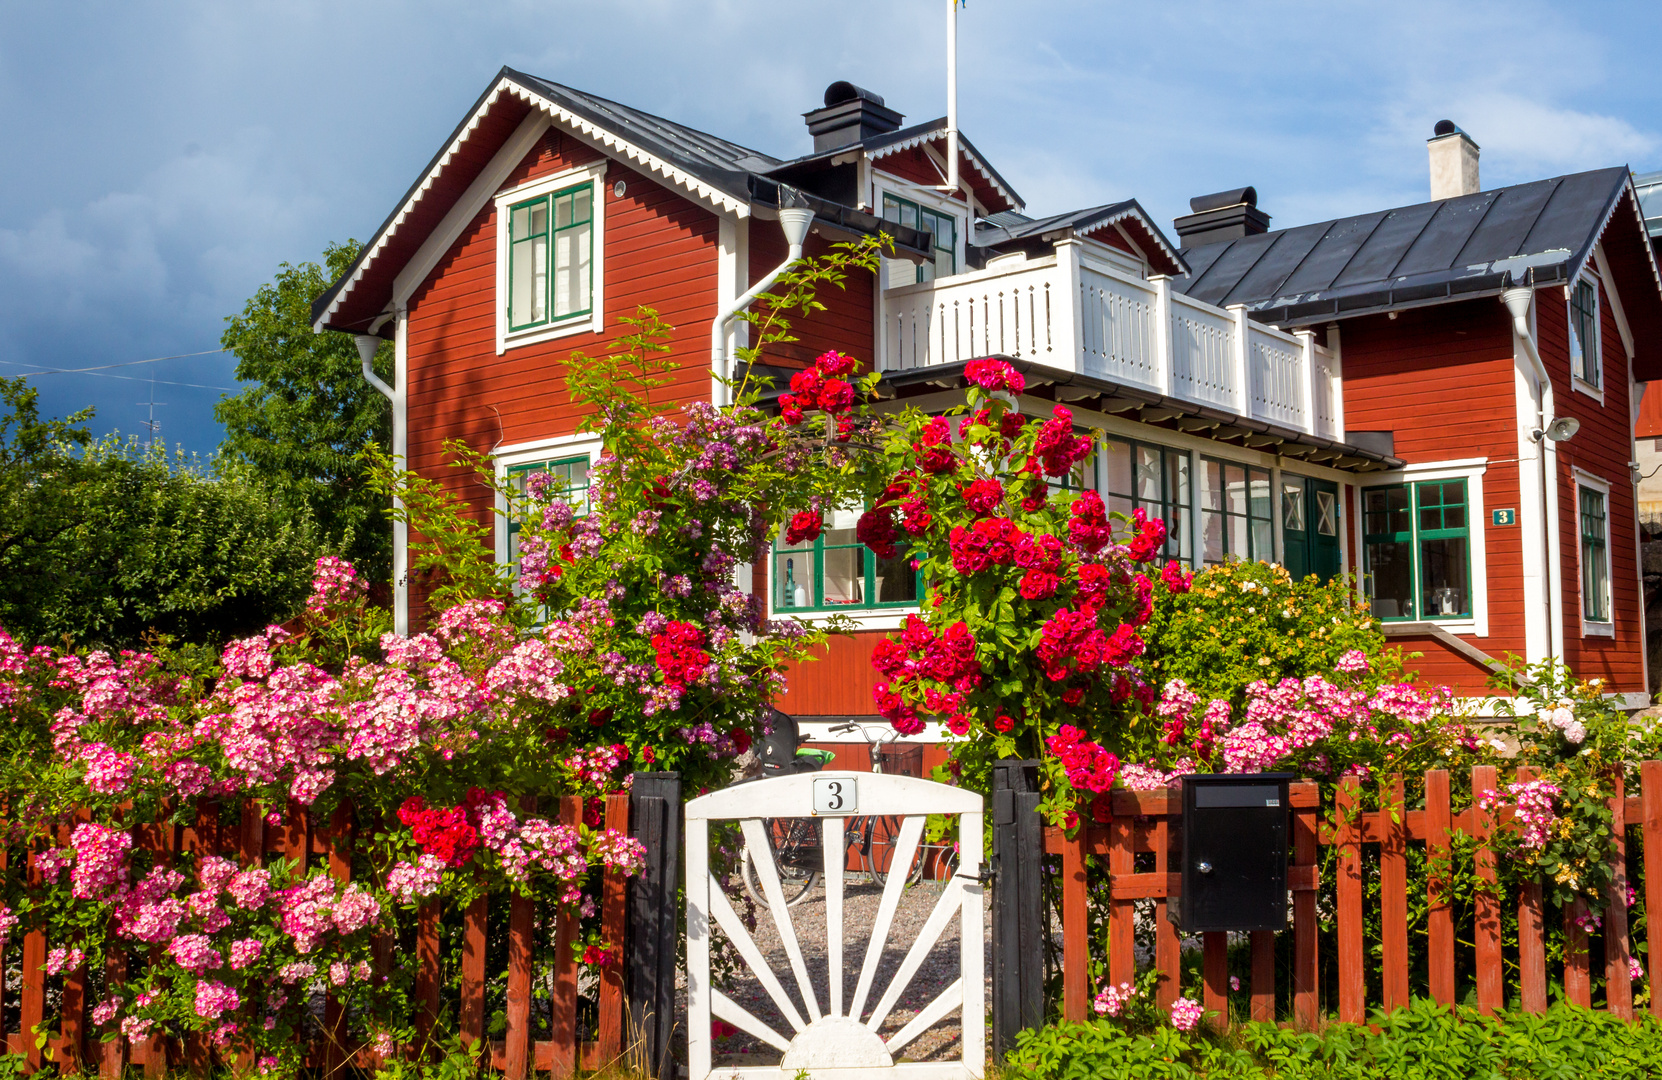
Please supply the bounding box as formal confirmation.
[1175,773,1292,933]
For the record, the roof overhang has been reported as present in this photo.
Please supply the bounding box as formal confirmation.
[741,356,1404,472]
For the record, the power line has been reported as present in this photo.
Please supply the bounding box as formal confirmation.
[0,347,231,374]
[0,360,235,391]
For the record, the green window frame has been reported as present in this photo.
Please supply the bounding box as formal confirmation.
[773,505,921,612]
[505,456,591,578]
[881,193,958,285]
[1103,439,1192,563]
[507,182,594,332]
[1362,479,1472,621]
[1579,484,1610,624]
[1570,276,1601,389]
[1201,457,1272,565]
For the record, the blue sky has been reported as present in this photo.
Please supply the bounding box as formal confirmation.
[4,0,1659,457]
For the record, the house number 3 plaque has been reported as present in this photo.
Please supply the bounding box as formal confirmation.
[811,777,857,815]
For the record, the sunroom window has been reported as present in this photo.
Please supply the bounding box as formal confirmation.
[882,193,957,286]
[1200,458,1272,565]
[508,182,593,331]
[773,505,920,612]
[1569,275,1600,389]
[1102,439,1192,563]
[1363,479,1471,621]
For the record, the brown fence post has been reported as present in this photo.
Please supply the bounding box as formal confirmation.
[1291,781,1318,1030]
[1107,806,1135,989]
[595,791,631,1065]
[1380,775,1409,1012]
[1060,823,1088,1023]
[1424,769,1455,1005]
[414,902,441,1053]
[1515,765,1547,1013]
[1644,760,1662,1021]
[1249,932,1274,1023]
[1335,776,1364,1023]
[1472,765,1503,1015]
[99,946,127,1079]
[1565,899,1592,1007]
[59,954,86,1072]
[1154,810,1181,1011]
[22,849,45,1073]
[1605,775,1633,1019]
[459,897,489,1052]
[322,803,354,1076]
[546,795,581,1080]
[1202,933,1228,1031]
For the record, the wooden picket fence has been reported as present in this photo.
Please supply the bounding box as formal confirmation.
[0,793,635,1077]
[1049,761,1662,1028]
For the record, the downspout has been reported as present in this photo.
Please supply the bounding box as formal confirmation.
[356,319,409,637]
[710,206,815,406]
[1502,286,1558,660]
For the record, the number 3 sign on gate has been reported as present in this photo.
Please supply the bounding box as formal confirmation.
[812,776,857,815]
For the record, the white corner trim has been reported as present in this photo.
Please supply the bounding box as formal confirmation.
[493,160,610,355]
[491,433,602,565]
[393,111,551,307]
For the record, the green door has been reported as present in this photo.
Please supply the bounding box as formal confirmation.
[1283,477,1341,582]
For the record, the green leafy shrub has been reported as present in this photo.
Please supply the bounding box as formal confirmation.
[1140,560,1405,712]
[1006,999,1662,1079]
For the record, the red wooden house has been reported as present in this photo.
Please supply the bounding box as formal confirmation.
[313,70,1662,738]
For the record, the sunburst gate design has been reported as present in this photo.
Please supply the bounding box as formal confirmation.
[686,773,985,1079]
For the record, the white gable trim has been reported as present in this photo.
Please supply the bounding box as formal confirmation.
[867,127,1022,212]
[1592,241,1636,361]
[393,111,551,308]
[314,75,750,332]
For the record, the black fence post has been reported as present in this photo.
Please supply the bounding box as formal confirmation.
[991,758,1044,1062]
[626,771,681,1078]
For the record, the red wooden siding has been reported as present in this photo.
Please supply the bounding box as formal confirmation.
[774,630,889,716]
[747,228,877,368]
[403,134,724,627]
[873,152,972,204]
[1536,278,1644,692]
[1339,301,1527,692]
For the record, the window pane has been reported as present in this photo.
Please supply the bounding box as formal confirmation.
[1107,494,1134,519]
[821,546,864,605]
[1420,536,1470,617]
[554,221,592,318]
[1283,482,1305,532]
[1202,459,1224,512]
[874,550,918,603]
[1366,538,1414,619]
[571,185,592,223]
[1225,465,1248,516]
[510,235,545,326]
[1202,511,1224,564]
[775,550,814,609]
[1315,489,1337,536]
[1247,468,1271,521]
[1250,519,1273,560]
[1135,446,1162,502]
[1229,511,1249,560]
[1104,442,1133,498]
[1363,486,1409,536]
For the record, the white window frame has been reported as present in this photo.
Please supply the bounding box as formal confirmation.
[873,176,966,290]
[1573,467,1615,637]
[1568,269,1603,402]
[494,161,608,355]
[1354,458,1489,637]
[492,433,603,567]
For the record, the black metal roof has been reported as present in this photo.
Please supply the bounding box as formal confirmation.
[1174,167,1634,326]
[737,357,1402,472]
[765,118,1025,211]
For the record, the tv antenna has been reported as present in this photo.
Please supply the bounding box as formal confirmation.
[138,371,166,450]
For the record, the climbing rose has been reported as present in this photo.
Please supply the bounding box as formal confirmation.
[963,357,1025,396]
[784,511,823,545]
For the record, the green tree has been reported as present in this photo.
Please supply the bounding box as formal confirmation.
[0,377,323,649]
[216,240,393,582]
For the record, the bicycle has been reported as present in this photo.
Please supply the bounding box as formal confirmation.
[828,721,960,887]
[738,709,835,907]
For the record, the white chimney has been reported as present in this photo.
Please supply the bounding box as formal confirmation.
[1428,119,1480,200]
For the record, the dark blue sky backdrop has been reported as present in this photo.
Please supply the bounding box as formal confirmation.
[4,0,1659,457]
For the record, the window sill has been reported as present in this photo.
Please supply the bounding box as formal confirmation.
[1582,621,1616,638]
[499,314,600,354]
[1571,376,1605,403]
[769,607,920,630]
[1378,618,1478,635]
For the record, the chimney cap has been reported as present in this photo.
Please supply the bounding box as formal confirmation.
[824,81,885,108]
[1433,118,1458,137]
[1189,187,1258,214]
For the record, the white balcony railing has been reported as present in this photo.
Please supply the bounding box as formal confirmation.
[879,240,1342,440]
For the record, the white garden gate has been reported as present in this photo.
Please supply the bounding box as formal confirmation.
[685,772,985,1079]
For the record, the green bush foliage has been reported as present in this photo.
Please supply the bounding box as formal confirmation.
[1007,1000,1662,1079]
[1140,559,1405,711]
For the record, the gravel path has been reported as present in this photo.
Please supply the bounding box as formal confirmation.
[677,874,993,1070]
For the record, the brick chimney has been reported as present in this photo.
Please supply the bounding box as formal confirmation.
[1428,120,1480,200]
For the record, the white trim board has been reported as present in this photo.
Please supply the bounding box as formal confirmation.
[1354,459,1491,638]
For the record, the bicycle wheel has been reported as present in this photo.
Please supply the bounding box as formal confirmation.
[742,819,819,907]
[862,815,926,888]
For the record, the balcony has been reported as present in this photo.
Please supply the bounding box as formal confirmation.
[878,240,1343,440]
